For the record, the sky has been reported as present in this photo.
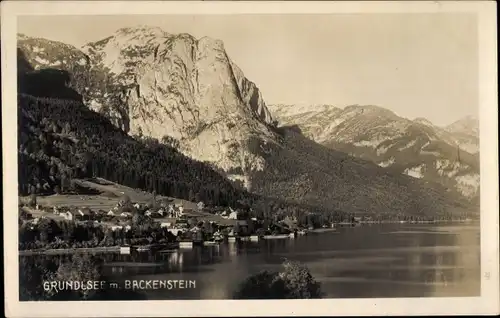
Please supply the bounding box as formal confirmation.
[18,13,478,126]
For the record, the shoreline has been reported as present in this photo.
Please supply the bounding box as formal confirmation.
[19,246,121,256]
[18,221,479,256]
[308,228,338,233]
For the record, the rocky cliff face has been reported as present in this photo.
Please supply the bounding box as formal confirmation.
[270,104,480,201]
[18,27,276,188]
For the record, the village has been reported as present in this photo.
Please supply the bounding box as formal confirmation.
[18,185,320,254]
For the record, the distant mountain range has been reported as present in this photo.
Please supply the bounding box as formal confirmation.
[17,27,476,217]
[269,104,479,202]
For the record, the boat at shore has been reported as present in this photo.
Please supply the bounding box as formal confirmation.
[179,241,194,249]
[203,241,221,246]
[133,242,179,252]
[212,232,224,242]
[135,245,152,252]
[158,248,177,253]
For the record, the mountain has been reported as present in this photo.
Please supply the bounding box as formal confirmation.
[445,115,479,154]
[18,28,275,188]
[446,115,479,137]
[17,28,476,217]
[269,104,480,201]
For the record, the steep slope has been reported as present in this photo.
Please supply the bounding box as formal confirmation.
[17,66,250,207]
[17,29,477,217]
[270,104,480,201]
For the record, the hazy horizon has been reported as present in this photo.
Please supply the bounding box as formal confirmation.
[18,14,478,126]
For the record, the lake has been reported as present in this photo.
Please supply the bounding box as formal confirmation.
[21,223,481,299]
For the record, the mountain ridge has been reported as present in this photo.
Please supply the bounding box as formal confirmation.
[17,29,477,217]
[270,103,480,202]
[18,29,277,189]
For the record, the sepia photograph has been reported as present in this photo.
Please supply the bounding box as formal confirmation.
[2,1,498,317]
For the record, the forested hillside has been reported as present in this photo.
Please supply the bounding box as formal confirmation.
[250,126,473,217]
[17,87,249,208]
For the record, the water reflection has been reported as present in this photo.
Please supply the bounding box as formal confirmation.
[21,223,480,299]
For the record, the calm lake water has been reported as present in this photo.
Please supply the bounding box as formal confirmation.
[24,223,481,299]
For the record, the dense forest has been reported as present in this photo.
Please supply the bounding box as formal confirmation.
[18,92,252,207]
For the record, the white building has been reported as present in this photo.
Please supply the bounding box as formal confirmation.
[168,228,183,236]
[120,212,132,218]
[228,211,238,220]
[62,212,73,221]
[197,201,205,210]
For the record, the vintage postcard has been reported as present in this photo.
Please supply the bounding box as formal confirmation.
[2,1,498,317]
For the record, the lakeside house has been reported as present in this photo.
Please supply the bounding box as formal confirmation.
[197,201,205,210]
[167,205,174,215]
[120,212,133,218]
[61,211,77,221]
[281,216,298,230]
[111,225,123,231]
[76,208,93,221]
[227,210,238,220]
[190,226,201,233]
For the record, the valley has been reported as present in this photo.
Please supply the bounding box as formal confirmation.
[16,28,479,262]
